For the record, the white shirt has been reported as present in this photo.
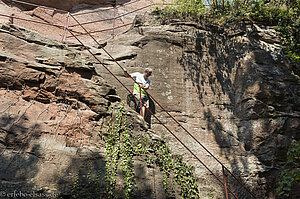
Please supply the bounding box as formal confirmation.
[130,72,151,87]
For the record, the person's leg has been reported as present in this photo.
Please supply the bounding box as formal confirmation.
[142,96,149,120]
[134,94,143,116]
[141,106,146,119]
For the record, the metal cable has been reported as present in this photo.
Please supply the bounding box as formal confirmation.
[66,22,132,38]
[67,28,241,199]
[71,0,142,16]
[6,0,68,13]
[67,13,256,198]
[0,13,65,28]
[69,4,152,28]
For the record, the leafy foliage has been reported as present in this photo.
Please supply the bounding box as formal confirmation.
[104,104,136,199]
[119,107,136,199]
[104,106,121,198]
[156,0,206,21]
[154,0,300,75]
[248,1,300,74]
[71,162,102,199]
[173,155,199,198]
[151,140,200,198]
[276,142,300,197]
[72,173,80,198]
[151,140,175,195]
[102,104,200,198]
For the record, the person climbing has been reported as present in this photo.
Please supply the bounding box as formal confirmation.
[124,67,152,120]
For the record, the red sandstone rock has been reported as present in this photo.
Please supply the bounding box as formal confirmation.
[11,0,129,11]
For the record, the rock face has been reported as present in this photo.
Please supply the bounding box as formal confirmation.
[93,15,300,198]
[0,23,112,197]
[0,0,154,45]
[0,9,299,198]
[10,0,130,11]
[0,22,191,199]
[0,22,114,193]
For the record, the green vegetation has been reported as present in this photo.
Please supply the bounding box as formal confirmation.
[119,108,136,199]
[72,173,80,198]
[104,111,120,198]
[104,104,136,199]
[208,187,214,199]
[71,104,199,198]
[154,0,300,75]
[155,0,207,20]
[151,140,199,198]
[277,141,300,197]
[101,104,199,198]
[71,161,102,199]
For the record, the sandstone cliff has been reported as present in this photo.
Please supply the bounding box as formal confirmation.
[93,15,300,198]
[3,0,128,11]
[0,0,153,44]
[0,22,199,199]
[0,23,115,195]
[0,4,299,199]
[0,22,158,198]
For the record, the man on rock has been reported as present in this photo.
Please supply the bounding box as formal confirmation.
[124,68,152,120]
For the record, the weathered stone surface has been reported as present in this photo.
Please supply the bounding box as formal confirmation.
[0,24,114,196]
[8,0,130,11]
[1,4,299,197]
[0,22,187,199]
[0,0,161,43]
[0,23,123,132]
[93,15,300,198]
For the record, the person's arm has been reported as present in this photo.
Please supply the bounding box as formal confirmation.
[143,79,150,90]
[124,69,130,77]
[143,84,150,90]
[125,71,139,81]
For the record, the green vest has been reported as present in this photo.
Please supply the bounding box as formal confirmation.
[133,83,147,96]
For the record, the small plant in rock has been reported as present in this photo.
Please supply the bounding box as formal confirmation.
[72,172,80,199]
[151,140,172,194]
[208,187,214,199]
[277,141,300,197]
[95,169,102,197]
[86,161,94,199]
[173,155,199,199]
[104,114,121,198]
[71,163,103,199]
